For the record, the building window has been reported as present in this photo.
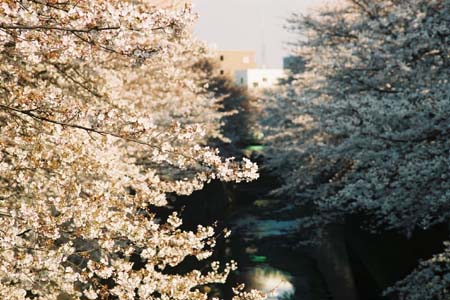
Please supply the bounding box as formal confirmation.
[253,82,259,88]
[240,78,244,84]
[220,55,224,61]
[220,70,224,75]
[262,77,267,82]
[243,56,250,64]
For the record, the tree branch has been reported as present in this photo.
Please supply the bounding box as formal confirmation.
[361,129,444,144]
[0,104,205,166]
[0,103,154,146]
[27,0,71,12]
[51,64,103,98]
[0,23,120,33]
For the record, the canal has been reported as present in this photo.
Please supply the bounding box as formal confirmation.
[175,158,448,300]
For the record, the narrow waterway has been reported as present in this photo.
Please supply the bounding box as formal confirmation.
[176,160,449,300]
[177,166,357,300]
[224,196,331,300]
[220,171,361,300]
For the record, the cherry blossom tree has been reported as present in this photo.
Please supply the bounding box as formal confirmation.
[191,58,257,156]
[0,1,262,299]
[261,0,449,298]
[384,242,450,300]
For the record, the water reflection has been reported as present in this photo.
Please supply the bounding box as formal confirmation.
[230,214,302,240]
[224,195,332,300]
[243,266,295,300]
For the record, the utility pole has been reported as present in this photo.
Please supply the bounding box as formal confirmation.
[260,6,267,68]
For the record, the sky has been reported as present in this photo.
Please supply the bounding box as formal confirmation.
[192,0,333,68]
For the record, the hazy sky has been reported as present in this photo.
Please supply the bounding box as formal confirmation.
[192,0,333,68]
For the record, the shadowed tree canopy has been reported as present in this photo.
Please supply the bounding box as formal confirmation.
[261,0,450,299]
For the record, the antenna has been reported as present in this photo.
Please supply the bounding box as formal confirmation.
[260,7,267,68]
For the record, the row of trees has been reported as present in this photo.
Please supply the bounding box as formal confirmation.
[0,1,264,299]
[262,0,449,299]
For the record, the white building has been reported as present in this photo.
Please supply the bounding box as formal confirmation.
[235,68,285,89]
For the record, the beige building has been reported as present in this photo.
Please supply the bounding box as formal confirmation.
[218,50,257,77]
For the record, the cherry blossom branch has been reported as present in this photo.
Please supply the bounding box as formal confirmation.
[0,23,120,33]
[0,103,207,165]
[70,31,159,58]
[51,64,103,98]
[27,0,72,12]
[362,129,445,144]
[0,103,162,147]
